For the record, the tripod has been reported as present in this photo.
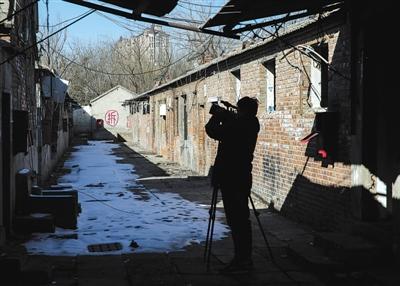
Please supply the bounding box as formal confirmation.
[204,186,219,270]
[203,187,275,270]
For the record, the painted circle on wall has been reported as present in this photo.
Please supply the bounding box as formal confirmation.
[105,110,119,127]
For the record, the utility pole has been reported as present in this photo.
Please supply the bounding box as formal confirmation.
[46,0,51,67]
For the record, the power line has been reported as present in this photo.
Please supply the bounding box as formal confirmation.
[178,1,229,9]
[0,9,96,67]
[50,44,197,77]
[0,0,39,25]
[258,20,351,81]
[38,11,89,28]
[161,15,203,25]
[95,11,216,46]
[95,12,144,36]
[176,3,219,15]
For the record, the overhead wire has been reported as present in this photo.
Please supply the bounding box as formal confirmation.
[178,1,229,9]
[161,15,203,25]
[0,9,96,66]
[258,16,350,81]
[92,10,235,66]
[95,11,209,44]
[50,44,200,77]
[268,22,318,107]
[176,3,219,15]
[38,11,91,28]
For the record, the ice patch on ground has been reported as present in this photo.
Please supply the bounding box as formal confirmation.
[24,141,228,256]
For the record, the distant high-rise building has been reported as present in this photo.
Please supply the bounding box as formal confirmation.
[142,25,170,65]
[117,25,170,66]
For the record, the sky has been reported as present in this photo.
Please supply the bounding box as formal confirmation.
[39,0,131,44]
[39,0,227,47]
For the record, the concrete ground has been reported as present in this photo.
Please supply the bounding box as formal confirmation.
[1,139,398,286]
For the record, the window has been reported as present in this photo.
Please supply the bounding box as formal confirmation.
[182,95,188,140]
[309,43,328,110]
[174,97,179,135]
[158,100,166,122]
[263,59,276,113]
[231,69,241,102]
[143,102,150,114]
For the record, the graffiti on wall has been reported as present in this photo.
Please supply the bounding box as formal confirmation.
[105,110,119,127]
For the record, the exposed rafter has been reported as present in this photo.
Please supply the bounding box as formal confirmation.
[62,0,240,39]
[230,2,344,34]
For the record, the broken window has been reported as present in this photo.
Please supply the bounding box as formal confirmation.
[174,97,179,136]
[181,95,188,140]
[263,59,276,113]
[309,43,328,110]
[142,102,150,114]
[231,69,241,102]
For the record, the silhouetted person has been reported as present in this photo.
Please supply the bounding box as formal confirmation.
[205,96,260,274]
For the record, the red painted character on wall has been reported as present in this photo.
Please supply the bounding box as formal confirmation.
[105,110,119,127]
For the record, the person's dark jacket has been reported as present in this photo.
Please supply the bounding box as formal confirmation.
[205,114,260,190]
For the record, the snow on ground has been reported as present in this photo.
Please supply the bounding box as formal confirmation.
[25,141,228,256]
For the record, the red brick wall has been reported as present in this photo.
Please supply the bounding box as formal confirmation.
[129,17,353,229]
[251,23,352,229]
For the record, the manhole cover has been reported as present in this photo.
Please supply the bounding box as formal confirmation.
[87,242,123,252]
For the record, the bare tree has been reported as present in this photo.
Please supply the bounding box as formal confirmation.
[48,1,242,105]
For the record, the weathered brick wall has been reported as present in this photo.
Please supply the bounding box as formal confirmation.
[130,16,353,229]
[250,23,352,229]
[128,105,152,148]
[9,0,37,125]
[1,0,38,233]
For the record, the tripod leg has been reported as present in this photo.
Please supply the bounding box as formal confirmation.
[206,187,218,270]
[204,187,218,261]
[249,195,275,263]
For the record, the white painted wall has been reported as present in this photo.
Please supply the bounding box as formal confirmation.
[90,86,135,136]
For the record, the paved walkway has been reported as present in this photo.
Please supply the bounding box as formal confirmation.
[1,139,398,285]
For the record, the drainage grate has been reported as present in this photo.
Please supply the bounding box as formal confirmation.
[87,242,123,253]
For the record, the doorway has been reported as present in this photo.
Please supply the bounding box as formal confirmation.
[2,92,11,236]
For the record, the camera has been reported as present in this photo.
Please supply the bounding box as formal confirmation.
[209,101,237,121]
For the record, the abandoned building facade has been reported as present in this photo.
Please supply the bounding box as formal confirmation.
[0,1,73,245]
[125,9,399,254]
[0,0,398,264]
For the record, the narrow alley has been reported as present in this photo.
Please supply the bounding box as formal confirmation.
[0,137,324,285]
[25,139,227,256]
[2,137,397,286]
[1,1,399,286]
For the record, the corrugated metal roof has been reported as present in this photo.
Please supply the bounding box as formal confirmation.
[203,0,342,29]
[99,0,178,17]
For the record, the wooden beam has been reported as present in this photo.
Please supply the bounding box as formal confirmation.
[230,2,344,33]
[63,0,240,39]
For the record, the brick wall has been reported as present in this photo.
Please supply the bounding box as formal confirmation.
[128,101,153,148]
[128,14,354,230]
[1,0,38,236]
